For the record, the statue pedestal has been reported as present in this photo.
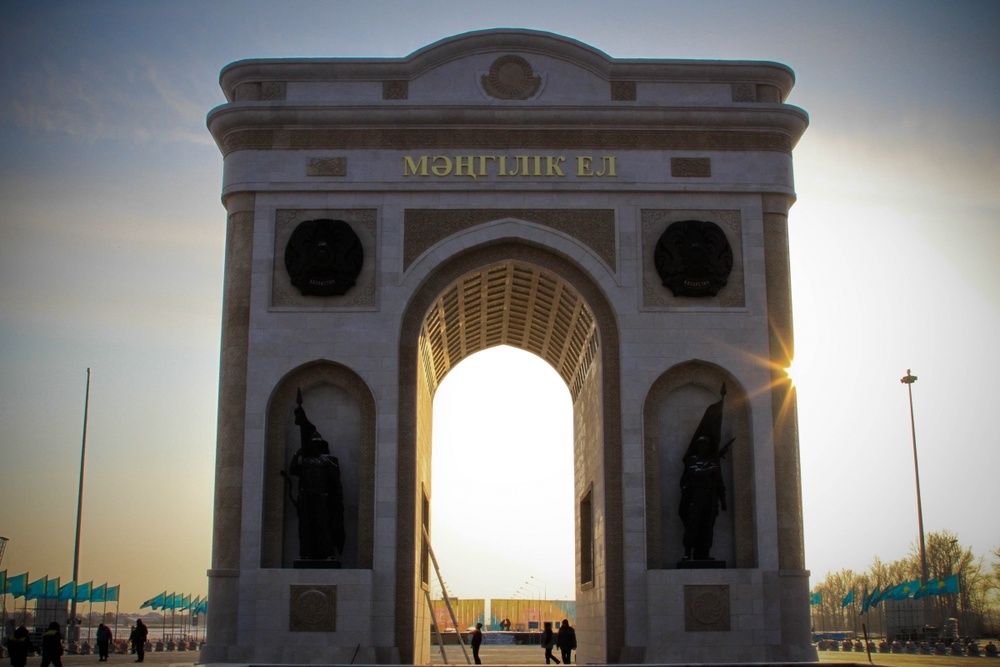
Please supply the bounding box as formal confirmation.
[677,559,726,569]
[294,558,341,569]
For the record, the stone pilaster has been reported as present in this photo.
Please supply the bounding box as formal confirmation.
[200,192,254,662]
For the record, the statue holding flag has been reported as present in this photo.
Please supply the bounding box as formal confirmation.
[282,389,346,567]
[678,383,733,562]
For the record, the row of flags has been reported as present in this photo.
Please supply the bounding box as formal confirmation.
[0,571,119,603]
[140,591,208,615]
[809,574,960,612]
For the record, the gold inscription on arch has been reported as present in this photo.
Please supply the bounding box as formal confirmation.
[402,155,617,179]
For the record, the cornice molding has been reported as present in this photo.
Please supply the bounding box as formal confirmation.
[219,29,796,101]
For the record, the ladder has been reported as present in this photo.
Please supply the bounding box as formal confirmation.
[423,524,471,665]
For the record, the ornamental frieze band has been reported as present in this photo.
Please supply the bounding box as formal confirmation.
[219,127,793,156]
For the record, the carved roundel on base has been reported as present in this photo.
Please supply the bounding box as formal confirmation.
[654,220,733,297]
[684,584,730,632]
[289,584,337,632]
[285,218,364,296]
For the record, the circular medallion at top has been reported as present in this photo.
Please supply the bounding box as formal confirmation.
[482,55,541,100]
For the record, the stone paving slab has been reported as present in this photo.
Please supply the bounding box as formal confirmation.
[43,643,999,667]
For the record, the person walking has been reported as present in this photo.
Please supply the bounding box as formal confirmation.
[96,624,113,662]
[131,620,148,663]
[542,621,560,665]
[470,622,483,665]
[40,622,64,667]
[5,625,35,667]
[557,619,576,664]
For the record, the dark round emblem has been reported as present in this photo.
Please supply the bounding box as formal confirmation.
[482,55,541,100]
[285,219,364,296]
[654,220,733,297]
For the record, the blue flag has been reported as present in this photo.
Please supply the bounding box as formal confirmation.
[106,585,120,603]
[59,581,76,601]
[75,581,92,603]
[931,575,959,595]
[140,591,166,610]
[46,577,60,599]
[91,584,107,603]
[872,585,893,608]
[25,577,47,601]
[5,573,28,598]
[891,579,920,600]
[861,586,878,615]
[809,592,821,605]
[842,590,854,607]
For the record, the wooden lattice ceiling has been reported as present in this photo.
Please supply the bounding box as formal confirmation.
[419,262,599,402]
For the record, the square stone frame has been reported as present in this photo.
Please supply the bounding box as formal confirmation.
[272,209,378,309]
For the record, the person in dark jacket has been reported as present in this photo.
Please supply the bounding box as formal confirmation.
[557,619,577,664]
[470,622,483,665]
[40,622,63,667]
[541,621,559,665]
[130,620,148,662]
[5,625,35,667]
[96,624,113,661]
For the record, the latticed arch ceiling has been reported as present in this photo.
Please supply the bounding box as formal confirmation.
[419,261,599,402]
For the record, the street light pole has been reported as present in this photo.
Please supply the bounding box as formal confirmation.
[900,370,928,587]
[524,580,540,630]
[530,576,547,622]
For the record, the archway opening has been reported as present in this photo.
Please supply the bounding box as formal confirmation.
[399,249,624,664]
[430,345,575,626]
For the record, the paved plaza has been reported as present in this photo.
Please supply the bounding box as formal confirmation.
[39,644,999,667]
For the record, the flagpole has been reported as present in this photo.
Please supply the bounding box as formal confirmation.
[70,368,92,644]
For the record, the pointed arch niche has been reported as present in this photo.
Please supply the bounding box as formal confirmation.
[644,361,756,569]
[261,361,377,569]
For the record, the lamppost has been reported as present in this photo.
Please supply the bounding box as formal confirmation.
[900,370,928,587]
[901,369,930,637]
[531,576,547,622]
[524,580,541,630]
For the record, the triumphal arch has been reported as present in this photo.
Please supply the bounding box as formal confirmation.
[201,29,812,665]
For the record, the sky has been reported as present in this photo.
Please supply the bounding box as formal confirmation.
[1,1,998,614]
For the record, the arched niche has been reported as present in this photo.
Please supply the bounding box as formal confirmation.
[261,360,376,569]
[644,361,756,569]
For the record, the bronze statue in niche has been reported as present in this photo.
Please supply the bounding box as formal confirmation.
[679,384,733,563]
[284,218,363,296]
[282,389,346,567]
[654,219,733,297]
